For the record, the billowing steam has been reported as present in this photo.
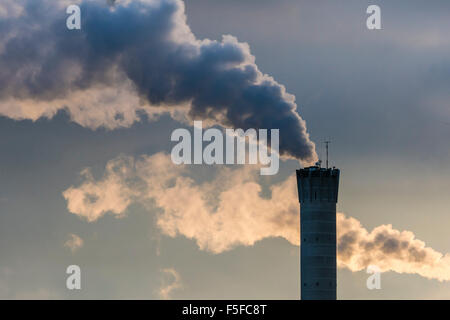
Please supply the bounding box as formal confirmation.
[337,214,450,281]
[63,153,300,252]
[0,0,316,161]
[63,152,450,281]
[5,0,448,282]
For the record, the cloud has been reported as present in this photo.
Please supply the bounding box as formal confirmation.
[337,213,450,282]
[64,233,84,253]
[0,1,23,18]
[63,153,299,252]
[0,0,316,162]
[63,161,138,222]
[158,268,182,300]
[63,152,450,281]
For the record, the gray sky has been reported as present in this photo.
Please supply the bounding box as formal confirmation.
[0,0,449,299]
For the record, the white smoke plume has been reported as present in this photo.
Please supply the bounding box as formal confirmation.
[0,0,316,161]
[63,153,299,252]
[337,214,450,281]
[63,153,450,281]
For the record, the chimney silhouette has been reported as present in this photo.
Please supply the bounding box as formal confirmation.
[296,164,340,300]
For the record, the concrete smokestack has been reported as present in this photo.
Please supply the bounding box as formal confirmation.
[296,165,340,300]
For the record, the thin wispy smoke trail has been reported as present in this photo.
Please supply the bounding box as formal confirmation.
[64,233,84,253]
[0,0,316,162]
[63,153,450,282]
[158,268,182,300]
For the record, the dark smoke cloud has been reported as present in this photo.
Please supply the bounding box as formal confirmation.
[0,0,316,162]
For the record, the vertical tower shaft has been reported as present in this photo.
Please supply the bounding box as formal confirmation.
[296,166,340,300]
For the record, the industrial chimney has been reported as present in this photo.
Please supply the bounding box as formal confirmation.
[296,163,340,300]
